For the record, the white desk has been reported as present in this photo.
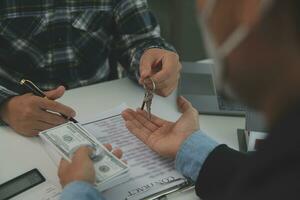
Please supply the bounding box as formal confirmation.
[0,78,245,200]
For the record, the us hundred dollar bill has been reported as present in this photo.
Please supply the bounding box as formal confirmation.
[39,122,129,187]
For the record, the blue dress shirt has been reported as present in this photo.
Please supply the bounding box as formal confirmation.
[60,130,219,200]
[61,181,104,200]
[175,130,219,182]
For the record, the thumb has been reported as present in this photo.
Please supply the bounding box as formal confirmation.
[45,86,65,100]
[58,158,70,177]
[139,54,157,84]
[73,146,93,163]
[177,96,193,113]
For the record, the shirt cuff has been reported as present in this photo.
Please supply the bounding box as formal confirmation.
[175,130,219,182]
[60,181,104,200]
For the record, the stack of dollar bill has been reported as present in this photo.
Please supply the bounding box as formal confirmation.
[39,122,129,191]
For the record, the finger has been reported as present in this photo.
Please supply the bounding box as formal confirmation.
[103,144,113,151]
[134,109,158,132]
[122,109,139,122]
[177,96,193,113]
[112,148,123,159]
[33,121,56,132]
[24,129,40,137]
[155,73,179,91]
[121,109,132,121]
[59,158,70,170]
[139,54,157,83]
[29,119,58,134]
[136,109,166,127]
[39,99,76,118]
[73,146,93,163]
[140,62,163,85]
[45,86,66,100]
[155,82,176,97]
[121,110,145,130]
[37,110,67,125]
[152,56,180,85]
[155,88,173,97]
[125,121,150,144]
[123,110,154,137]
[58,158,70,177]
[153,72,179,97]
[152,69,172,86]
[153,73,179,98]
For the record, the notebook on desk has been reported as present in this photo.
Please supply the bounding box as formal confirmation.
[41,104,193,200]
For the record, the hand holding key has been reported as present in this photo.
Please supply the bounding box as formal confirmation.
[139,48,181,97]
[141,77,156,120]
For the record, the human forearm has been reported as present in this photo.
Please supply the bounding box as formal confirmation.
[112,0,176,81]
[175,130,248,199]
[175,130,219,182]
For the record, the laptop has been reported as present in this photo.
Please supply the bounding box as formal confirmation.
[178,60,246,116]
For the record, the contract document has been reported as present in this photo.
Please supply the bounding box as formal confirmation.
[81,104,192,200]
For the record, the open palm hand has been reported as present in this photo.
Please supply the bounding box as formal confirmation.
[122,96,199,158]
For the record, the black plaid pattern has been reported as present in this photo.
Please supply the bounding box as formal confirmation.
[0,0,174,105]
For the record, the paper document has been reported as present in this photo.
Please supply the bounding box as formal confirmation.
[82,104,190,200]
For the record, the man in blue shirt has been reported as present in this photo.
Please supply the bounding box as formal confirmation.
[57,0,300,199]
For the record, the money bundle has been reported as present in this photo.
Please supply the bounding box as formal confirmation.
[39,122,129,191]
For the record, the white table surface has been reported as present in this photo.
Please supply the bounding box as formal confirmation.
[0,78,245,200]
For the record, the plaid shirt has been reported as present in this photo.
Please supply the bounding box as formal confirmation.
[0,0,174,105]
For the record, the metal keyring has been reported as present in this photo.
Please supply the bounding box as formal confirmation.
[143,77,156,91]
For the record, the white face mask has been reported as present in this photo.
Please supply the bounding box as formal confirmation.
[198,0,274,100]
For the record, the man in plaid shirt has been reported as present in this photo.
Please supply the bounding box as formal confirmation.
[0,0,181,136]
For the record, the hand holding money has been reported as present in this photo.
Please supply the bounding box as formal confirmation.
[39,122,129,191]
[58,146,95,187]
[58,145,123,187]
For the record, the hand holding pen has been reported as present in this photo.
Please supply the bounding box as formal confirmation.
[0,79,76,137]
[20,79,78,123]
